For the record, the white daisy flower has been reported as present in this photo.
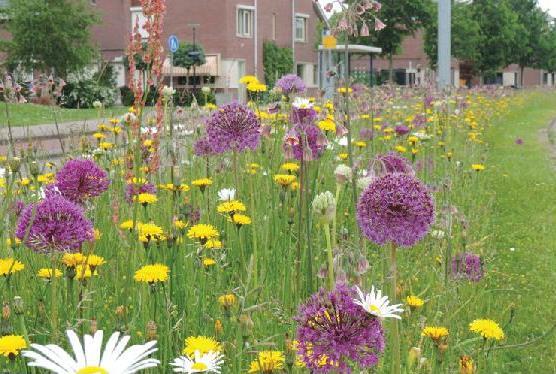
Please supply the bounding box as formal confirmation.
[292,97,313,110]
[217,188,236,201]
[22,330,159,374]
[170,350,224,373]
[354,286,404,320]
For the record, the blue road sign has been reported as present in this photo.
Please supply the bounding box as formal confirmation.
[168,35,179,53]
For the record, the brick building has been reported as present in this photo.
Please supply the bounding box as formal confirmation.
[89,0,327,101]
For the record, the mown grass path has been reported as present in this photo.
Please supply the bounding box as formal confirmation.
[485,91,556,372]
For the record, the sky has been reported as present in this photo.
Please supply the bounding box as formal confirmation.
[318,0,556,17]
[538,0,556,17]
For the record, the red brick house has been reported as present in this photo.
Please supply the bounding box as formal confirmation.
[89,0,327,100]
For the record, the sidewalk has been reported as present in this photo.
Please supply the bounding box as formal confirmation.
[0,119,103,159]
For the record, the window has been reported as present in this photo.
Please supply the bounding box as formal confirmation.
[237,7,254,38]
[130,6,149,39]
[295,15,307,42]
[296,64,304,80]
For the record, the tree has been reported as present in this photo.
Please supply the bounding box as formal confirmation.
[471,0,521,80]
[263,41,293,87]
[0,0,98,78]
[173,42,206,71]
[424,1,480,70]
[354,0,433,81]
[507,0,549,86]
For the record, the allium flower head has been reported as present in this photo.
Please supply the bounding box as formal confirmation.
[369,152,414,178]
[205,102,261,154]
[276,74,306,95]
[311,191,336,224]
[357,173,434,247]
[295,284,385,372]
[16,195,94,252]
[54,159,110,204]
[284,125,327,161]
[452,252,483,282]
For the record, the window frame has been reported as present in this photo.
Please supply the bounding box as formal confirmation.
[236,5,255,38]
[295,13,309,42]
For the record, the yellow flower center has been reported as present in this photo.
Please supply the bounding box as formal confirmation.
[77,366,108,374]
[369,304,381,314]
[192,362,208,370]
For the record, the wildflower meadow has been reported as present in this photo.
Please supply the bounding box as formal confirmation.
[1,0,556,373]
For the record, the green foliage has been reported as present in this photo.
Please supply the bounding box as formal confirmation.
[173,42,206,71]
[263,41,294,87]
[0,0,98,78]
[61,79,117,109]
[424,2,481,70]
[353,0,433,77]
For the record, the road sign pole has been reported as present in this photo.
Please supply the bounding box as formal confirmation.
[437,0,451,90]
[170,52,174,91]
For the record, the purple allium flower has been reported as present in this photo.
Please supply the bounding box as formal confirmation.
[295,284,385,373]
[357,173,434,247]
[515,138,523,145]
[291,106,318,129]
[284,124,327,161]
[125,182,157,203]
[369,152,414,178]
[204,102,261,154]
[16,195,94,253]
[275,74,306,95]
[359,127,374,141]
[54,159,110,204]
[395,125,410,136]
[193,137,215,157]
[452,253,483,282]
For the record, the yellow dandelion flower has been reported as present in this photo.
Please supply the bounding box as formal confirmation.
[280,162,300,174]
[274,174,296,187]
[62,253,86,268]
[469,319,505,340]
[248,351,285,373]
[471,164,485,172]
[459,355,475,374]
[0,335,27,357]
[336,87,353,94]
[202,258,216,267]
[230,214,252,227]
[192,178,213,192]
[134,193,158,205]
[84,254,106,268]
[187,224,219,244]
[0,258,24,276]
[217,200,247,215]
[120,220,134,231]
[218,293,237,308]
[75,265,98,280]
[183,336,222,357]
[422,326,449,342]
[37,268,63,279]
[137,223,165,243]
[93,132,105,140]
[395,145,407,153]
[247,82,267,92]
[19,178,31,186]
[134,264,169,283]
[205,239,223,249]
[179,183,190,192]
[240,75,259,85]
[354,141,367,148]
[338,153,348,160]
[100,142,114,151]
[406,295,425,309]
[37,173,55,184]
[318,119,336,133]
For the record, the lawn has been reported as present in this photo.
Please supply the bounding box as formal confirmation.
[0,102,127,127]
[481,90,556,372]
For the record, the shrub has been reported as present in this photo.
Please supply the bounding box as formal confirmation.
[61,80,117,109]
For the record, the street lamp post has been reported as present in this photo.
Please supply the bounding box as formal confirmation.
[437,0,451,90]
[188,23,200,94]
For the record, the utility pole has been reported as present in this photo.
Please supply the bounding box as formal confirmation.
[437,0,451,90]
[188,23,200,93]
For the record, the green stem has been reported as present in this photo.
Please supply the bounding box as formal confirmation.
[390,243,401,374]
[324,223,334,290]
